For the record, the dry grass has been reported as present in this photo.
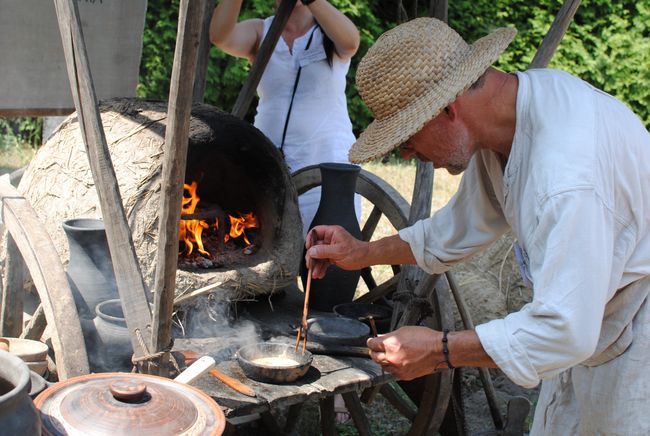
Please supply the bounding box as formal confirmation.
[0,143,36,175]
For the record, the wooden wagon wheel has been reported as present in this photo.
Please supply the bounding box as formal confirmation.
[0,177,90,379]
[291,165,454,435]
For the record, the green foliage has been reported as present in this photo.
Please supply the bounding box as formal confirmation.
[0,117,42,149]
[138,0,650,135]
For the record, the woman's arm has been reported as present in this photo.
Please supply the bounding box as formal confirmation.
[209,0,263,62]
[305,0,359,60]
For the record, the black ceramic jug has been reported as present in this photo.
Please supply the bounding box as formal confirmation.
[62,218,119,319]
[301,163,362,311]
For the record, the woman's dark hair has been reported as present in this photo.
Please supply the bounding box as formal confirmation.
[314,21,334,67]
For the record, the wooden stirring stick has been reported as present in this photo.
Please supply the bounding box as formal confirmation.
[368,316,384,378]
[295,268,313,354]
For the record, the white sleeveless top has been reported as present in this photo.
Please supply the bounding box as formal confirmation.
[254,17,356,171]
[254,17,358,234]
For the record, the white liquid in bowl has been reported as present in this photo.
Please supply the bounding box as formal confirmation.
[251,357,299,367]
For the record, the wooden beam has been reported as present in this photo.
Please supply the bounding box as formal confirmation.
[429,0,448,21]
[231,0,296,119]
[52,0,153,363]
[0,181,89,378]
[151,0,206,375]
[529,0,581,69]
[192,0,215,103]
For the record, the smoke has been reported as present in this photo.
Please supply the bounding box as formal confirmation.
[174,293,262,363]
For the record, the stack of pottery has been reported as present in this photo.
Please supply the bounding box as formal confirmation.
[0,337,49,376]
[62,218,132,372]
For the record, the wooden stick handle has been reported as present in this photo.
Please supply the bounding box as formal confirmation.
[209,368,256,397]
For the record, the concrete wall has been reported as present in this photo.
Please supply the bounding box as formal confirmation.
[0,0,147,116]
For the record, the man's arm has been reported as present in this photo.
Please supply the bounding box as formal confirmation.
[367,327,497,380]
[305,226,416,279]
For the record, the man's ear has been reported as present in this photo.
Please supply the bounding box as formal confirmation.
[445,102,459,122]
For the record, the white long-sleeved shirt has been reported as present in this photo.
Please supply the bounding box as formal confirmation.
[399,69,650,388]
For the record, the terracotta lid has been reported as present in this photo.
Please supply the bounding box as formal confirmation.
[34,372,225,435]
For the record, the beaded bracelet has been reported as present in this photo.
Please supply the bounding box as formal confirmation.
[442,329,454,369]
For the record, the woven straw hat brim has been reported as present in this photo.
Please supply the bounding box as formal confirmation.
[349,27,517,164]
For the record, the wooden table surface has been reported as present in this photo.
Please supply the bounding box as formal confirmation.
[174,285,391,418]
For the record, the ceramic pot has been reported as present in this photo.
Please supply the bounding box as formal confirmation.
[34,372,226,435]
[0,350,41,435]
[62,218,119,319]
[93,299,133,372]
[301,163,362,311]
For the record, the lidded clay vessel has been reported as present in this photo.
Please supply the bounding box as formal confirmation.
[34,372,225,435]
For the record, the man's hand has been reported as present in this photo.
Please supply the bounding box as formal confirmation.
[367,326,442,380]
[305,225,369,279]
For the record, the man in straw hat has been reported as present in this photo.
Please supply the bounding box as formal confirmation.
[305,17,650,434]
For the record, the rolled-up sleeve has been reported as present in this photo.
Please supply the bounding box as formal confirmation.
[399,153,509,274]
[476,189,616,388]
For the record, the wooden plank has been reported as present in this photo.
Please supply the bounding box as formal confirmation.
[231,0,296,119]
[52,0,153,363]
[151,0,206,376]
[530,0,581,69]
[192,0,215,103]
[0,181,89,378]
[1,236,25,337]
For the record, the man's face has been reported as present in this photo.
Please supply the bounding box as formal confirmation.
[398,110,474,175]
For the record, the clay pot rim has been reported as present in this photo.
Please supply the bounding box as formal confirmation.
[62,218,105,232]
[95,299,126,324]
[0,350,31,401]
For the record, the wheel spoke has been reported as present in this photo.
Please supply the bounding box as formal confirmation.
[361,267,378,290]
[361,205,382,241]
[356,273,400,303]
[380,383,417,421]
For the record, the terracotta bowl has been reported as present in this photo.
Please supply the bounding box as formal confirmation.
[2,338,49,363]
[26,360,48,376]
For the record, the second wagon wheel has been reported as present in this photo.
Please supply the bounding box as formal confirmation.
[291,165,454,435]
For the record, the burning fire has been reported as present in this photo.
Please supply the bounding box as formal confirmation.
[179,181,258,257]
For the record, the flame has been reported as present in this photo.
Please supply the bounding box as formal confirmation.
[180,182,210,256]
[225,212,259,245]
[179,181,259,258]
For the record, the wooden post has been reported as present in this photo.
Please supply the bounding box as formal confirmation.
[192,0,215,103]
[231,0,296,119]
[52,0,153,364]
[151,0,206,375]
[391,1,446,331]
[530,0,581,69]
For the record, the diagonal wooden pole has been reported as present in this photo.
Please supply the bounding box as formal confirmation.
[530,0,581,69]
[231,0,296,119]
[151,0,206,376]
[52,0,153,366]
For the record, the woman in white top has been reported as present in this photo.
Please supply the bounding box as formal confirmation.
[210,0,361,235]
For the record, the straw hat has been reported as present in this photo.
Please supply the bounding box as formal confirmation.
[349,18,517,163]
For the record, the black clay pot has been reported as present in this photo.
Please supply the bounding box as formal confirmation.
[301,163,362,311]
[0,350,41,435]
[93,299,134,372]
[62,218,119,319]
